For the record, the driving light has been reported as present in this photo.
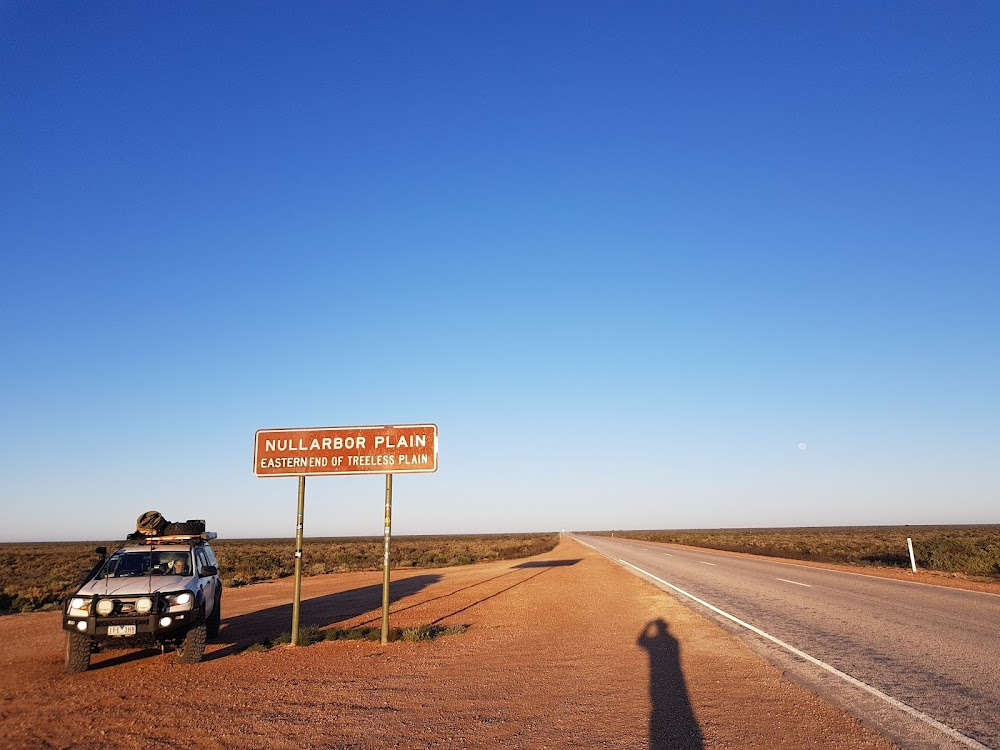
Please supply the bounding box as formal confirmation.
[96,599,114,616]
[159,617,172,627]
[76,621,87,631]
[136,597,153,614]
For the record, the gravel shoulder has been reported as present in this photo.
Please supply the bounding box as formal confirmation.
[0,538,897,749]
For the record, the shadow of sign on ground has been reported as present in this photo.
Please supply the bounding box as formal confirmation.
[206,574,443,658]
[638,618,704,750]
[83,575,441,669]
[89,559,584,669]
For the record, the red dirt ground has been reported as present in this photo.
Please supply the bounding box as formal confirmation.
[0,538,898,749]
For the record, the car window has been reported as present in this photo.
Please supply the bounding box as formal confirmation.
[202,546,218,567]
[99,551,149,578]
[153,549,191,574]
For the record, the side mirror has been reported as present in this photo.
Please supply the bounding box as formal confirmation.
[199,565,218,577]
[95,546,107,557]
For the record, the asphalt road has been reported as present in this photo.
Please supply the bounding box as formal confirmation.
[574,535,1000,750]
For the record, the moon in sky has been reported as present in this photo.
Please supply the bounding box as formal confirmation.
[798,442,808,451]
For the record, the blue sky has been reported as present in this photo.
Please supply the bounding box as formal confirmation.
[2,2,997,542]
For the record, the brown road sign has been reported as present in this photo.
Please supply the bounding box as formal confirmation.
[254,424,438,477]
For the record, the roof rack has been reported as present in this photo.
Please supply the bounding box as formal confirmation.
[140,532,218,544]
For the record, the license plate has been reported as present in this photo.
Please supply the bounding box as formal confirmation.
[107,625,137,636]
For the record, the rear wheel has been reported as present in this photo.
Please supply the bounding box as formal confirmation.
[176,618,207,664]
[65,631,92,673]
[206,590,221,639]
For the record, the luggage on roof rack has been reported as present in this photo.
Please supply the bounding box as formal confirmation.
[163,520,206,535]
[132,513,206,538]
[136,511,167,536]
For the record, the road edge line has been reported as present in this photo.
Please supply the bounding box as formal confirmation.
[613,555,992,750]
[638,539,1000,598]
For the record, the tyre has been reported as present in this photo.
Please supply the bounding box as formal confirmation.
[163,521,204,536]
[65,631,92,673]
[177,621,207,664]
[206,590,221,639]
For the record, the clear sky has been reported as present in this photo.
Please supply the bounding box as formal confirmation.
[2,2,997,542]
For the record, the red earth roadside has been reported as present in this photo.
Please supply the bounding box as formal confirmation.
[0,538,897,749]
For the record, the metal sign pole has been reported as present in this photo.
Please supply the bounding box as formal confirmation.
[291,475,306,645]
[380,472,393,645]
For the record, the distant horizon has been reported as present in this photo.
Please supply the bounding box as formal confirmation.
[5,521,998,546]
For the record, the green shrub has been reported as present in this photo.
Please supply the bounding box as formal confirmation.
[400,624,469,642]
[271,625,325,646]
[325,625,387,641]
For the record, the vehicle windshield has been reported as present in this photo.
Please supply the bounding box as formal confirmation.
[96,550,192,578]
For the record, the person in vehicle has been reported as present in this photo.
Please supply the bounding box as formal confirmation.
[169,556,190,575]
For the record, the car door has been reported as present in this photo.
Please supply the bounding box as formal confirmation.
[195,548,217,615]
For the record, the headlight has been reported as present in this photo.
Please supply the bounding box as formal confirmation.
[165,592,194,610]
[96,599,114,616]
[68,598,90,617]
[70,598,86,610]
[136,597,153,614]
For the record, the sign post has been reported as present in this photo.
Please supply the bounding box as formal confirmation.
[381,473,393,644]
[254,424,438,645]
[291,476,306,645]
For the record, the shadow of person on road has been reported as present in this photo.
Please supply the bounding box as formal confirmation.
[637,618,704,750]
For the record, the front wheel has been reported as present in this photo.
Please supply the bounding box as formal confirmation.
[65,631,92,673]
[176,621,207,664]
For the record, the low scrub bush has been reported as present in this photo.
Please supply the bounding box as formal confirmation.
[213,533,559,588]
[400,624,468,642]
[0,533,559,615]
[271,625,325,646]
[250,623,470,648]
[325,625,386,641]
[0,542,115,616]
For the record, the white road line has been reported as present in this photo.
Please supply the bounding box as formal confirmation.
[663,553,673,557]
[776,578,812,588]
[577,534,1000,599]
[616,559,992,750]
[698,561,715,566]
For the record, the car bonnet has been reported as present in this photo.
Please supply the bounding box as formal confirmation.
[76,575,191,597]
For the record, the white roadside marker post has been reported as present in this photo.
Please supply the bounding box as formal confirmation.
[907,537,917,573]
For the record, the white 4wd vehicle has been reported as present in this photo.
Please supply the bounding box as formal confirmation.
[63,530,222,672]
